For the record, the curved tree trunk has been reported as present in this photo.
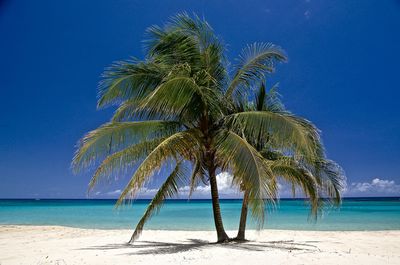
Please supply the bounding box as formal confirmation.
[236,189,249,241]
[208,166,230,243]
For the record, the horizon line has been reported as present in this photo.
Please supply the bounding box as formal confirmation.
[1,196,399,200]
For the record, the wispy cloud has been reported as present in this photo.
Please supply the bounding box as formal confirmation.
[344,178,400,196]
[184,171,240,197]
[106,189,122,196]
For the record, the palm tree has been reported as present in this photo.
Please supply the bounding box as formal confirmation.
[232,82,345,241]
[73,13,331,243]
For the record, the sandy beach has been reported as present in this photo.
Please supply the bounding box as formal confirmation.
[0,226,399,265]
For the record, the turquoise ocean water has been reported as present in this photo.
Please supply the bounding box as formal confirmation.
[0,198,399,231]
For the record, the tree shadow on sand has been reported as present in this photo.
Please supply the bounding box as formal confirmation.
[79,239,321,255]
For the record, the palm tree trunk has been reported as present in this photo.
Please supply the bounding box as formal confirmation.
[235,189,249,241]
[208,166,230,243]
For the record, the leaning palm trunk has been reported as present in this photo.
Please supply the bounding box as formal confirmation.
[235,189,250,241]
[208,163,230,242]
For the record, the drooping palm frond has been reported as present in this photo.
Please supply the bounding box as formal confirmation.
[201,42,227,91]
[188,156,207,198]
[224,111,322,160]
[264,83,285,112]
[72,121,181,171]
[137,75,203,120]
[88,138,165,192]
[225,43,287,99]
[116,129,201,206]
[252,81,286,113]
[166,13,218,52]
[312,159,345,204]
[110,69,223,122]
[286,158,344,211]
[97,60,167,108]
[110,98,139,122]
[255,82,267,111]
[269,157,320,218]
[215,130,277,226]
[263,148,344,212]
[137,73,223,122]
[145,27,202,70]
[129,160,189,243]
[163,13,228,89]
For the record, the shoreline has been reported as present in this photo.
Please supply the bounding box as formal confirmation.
[2,223,400,232]
[1,225,400,265]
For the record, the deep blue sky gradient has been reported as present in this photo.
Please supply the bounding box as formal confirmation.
[1,0,399,198]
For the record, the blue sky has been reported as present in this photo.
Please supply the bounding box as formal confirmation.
[0,0,399,198]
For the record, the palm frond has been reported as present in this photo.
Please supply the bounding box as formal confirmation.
[88,138,164,192]
[166,13,217,52]
[264,83,285,112]
[98,60,167,108]
[137,75,222,122]
[130,160,189,242]
[215,130,277,227]
[116,129,201,206]
[255,82,267,111]
[188,157,202,198]
[72,121,181,172]
[201,43,227,90]
[145,27,202,69]
[225,43,287,99]
[166,13,228,89]
[313,159,345,205]
[110,98,139,122]
[270,157,320,218]
[224,111,322,160]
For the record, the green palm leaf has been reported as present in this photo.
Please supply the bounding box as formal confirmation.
[270,157,320,217]
[313,159,345,204]
[216,130,277,226]
[225,43,287,99]
[224,111,322,159]
[137,74,222,122]
[88,138,165,192]
[110,98,139,122]
[146,28,201,70]
[138,76,202,120]
[129,160,189,243]
[98,60,167,108]
[116,129,200,206]
[166,13,217,51]
[72,121,181,171]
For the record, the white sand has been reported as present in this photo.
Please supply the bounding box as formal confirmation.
[0,226,399,265]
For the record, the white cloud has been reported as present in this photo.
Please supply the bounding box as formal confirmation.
[345,178,400,196]
[215,172,241,195]
[138,172,240,199]
[106,189,122,196]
